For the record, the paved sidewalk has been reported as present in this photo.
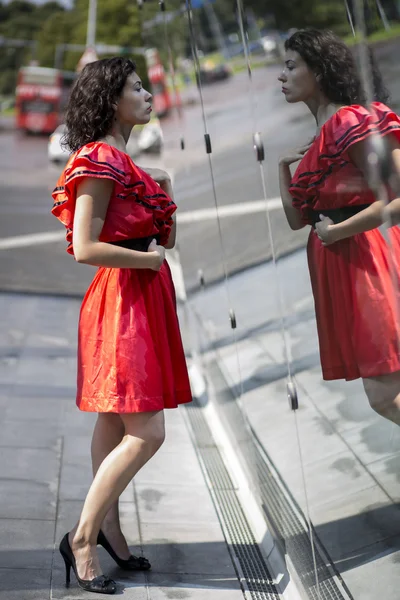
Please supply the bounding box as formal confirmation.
[0,292,245,600]
[187,246,400,600]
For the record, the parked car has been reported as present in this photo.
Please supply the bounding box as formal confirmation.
[126,119,164,157]
[197,60,232,85]
[48,124,70,164]
[138,119,164,154]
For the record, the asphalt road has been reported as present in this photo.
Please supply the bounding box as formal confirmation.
[0,66,311,296]
[0,40,399,296]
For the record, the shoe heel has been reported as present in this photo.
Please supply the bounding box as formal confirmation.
[60,550,71,586]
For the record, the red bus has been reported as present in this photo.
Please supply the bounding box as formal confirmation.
[16,66,75,134]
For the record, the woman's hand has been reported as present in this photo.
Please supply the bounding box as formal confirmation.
[279,138,315,166]
[140,166,171,185]
[148,238,166,271]
[315,215,340,246]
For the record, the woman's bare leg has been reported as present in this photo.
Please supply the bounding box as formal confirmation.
[90,413,132,559]
[363,371,400,426]
[69,410,165,580]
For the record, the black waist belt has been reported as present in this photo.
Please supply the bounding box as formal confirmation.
[108,235,159,252]
[310,205,370,228]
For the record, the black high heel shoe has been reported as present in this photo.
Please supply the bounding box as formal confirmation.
[59,533,117,594]
[97,529,151,571]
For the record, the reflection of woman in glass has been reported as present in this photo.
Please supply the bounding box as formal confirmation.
[278,29,400,426]
[52,58,192,594]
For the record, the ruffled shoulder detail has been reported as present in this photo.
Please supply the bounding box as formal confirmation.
[288,103,400,225]
[134,165,176,246]
[322,102,400,160]
[51,142,129,254]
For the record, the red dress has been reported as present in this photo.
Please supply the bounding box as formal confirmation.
[52,142,192,412]
[289,103,400,381]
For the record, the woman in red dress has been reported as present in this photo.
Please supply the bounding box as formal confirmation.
[278,29,400,426]
[52,57,192,594]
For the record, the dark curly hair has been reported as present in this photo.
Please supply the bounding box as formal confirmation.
[285,28,390,106]
[63,57,136,152]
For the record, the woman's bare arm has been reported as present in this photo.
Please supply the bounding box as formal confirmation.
[73,178,164,270]
[386,140,400,224]
[316,135,400,244]
[278,141,315,231]
[139,167,177,249]
[158,178,176,249]
[278,161,305,230]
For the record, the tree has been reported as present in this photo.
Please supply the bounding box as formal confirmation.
[0,0,64,94]
[35,0,143,71]
[36,10,78,68]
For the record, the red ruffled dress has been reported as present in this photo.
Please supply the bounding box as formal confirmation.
[52,142,192,412]
[289,102,400,381]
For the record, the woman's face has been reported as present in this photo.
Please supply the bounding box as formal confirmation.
[115,72,153,126]
[278,50,319,103]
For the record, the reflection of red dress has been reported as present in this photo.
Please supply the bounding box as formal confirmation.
[52,142,192,412]
[289,103,400,381]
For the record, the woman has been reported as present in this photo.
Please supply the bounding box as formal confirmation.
[52,57,192,594]
[278,29,400,425]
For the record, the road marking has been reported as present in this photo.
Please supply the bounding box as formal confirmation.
[0,231,65,250]
[0,198,282,250]
[176,197,281,224]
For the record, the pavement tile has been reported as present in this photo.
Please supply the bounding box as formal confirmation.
[295,371,378,433]
[4,382,76,401]
[4,395,68,423]
[281,450,378,517]
[62,435,92,463]
[0,446,60,485]
[337,534,400,600]
[163,420,197,452]
[367,455,400,502]
[135,483,220,526]
[0,355,20,384]
[140,522,236,576]
[254,330,287,365]
[0,416,60,449]
[0,519,54,569]
[145,573,244,599]
[240,380,350,473]
[310,485,400,560]
[0,568,51,600]
[15,355,77,388]
[340,419,400,466]
[217,337,276,390]
[0,477,57,520]
[134,449,205,488]
[61,406,97,436]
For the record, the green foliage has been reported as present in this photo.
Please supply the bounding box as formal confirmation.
[0,0,143,95]
[0,1,65,94]
[140,0,188,67]
[251,0,400,34]
[252,0,349,33]
[0,0,400,97]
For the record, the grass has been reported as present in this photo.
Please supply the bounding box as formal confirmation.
[0,106,15,117]
[343,23,400,46]
[184,24,400,84]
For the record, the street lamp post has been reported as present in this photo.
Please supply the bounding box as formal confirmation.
[86,0,97,48]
